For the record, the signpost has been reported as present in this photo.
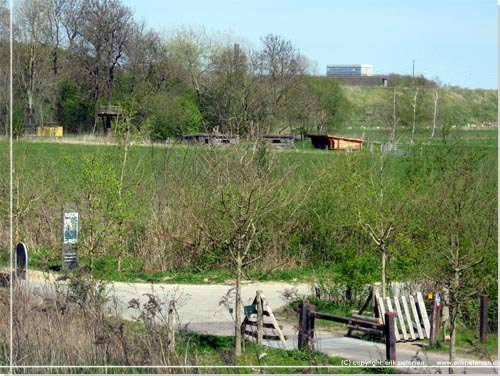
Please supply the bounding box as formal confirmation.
[62,206,79,270]
[15,242,28,280]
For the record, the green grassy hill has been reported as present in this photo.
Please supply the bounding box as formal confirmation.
[341,85,498,133]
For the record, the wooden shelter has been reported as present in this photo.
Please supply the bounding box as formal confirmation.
[305,134,363,151]
[181,133,238,146]
[97,105,122,134]
[260,135,295,148]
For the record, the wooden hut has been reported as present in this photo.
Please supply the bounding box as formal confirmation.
[305,134,363,151]
[260,135,295,148]
[182,133,239,146]
[97,105,122,134]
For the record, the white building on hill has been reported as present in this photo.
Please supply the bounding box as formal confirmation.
[327,64,373,76]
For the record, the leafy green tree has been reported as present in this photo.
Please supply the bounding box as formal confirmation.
[146,92,202,139]
[78,153,131,271]
[56,80,93,133]
[305,77,351,134]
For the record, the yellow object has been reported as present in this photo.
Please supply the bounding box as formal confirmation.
[37,126,63,137]
[427,293,433,300]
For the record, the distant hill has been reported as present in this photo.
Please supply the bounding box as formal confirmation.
[326,74,439,88]
[340,84,498,130]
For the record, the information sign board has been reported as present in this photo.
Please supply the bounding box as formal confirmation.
[62,207,79,270]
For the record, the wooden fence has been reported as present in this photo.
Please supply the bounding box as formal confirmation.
[297,299,397,362]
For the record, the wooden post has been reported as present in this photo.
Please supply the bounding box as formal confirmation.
[480,295,488,343]
[256,290,263,345]
[298,299,308,350]
[167,301,176,352]
[372,283,381,317]
[306,303,316,351]
[429,294,441,346]
[384,311,396,363]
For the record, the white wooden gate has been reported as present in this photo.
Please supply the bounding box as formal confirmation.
[376,291,431,342]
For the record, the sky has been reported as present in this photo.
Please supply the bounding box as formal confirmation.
[122,0,498,90]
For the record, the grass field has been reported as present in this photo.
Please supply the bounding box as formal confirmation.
[0,127,497,371]
[0,126,497,279]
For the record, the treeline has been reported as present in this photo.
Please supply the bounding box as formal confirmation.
[0,0,353,139]
[3,0,496,142]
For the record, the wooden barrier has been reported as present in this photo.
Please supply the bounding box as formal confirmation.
[375,292,431,342]
[385,312,396,362]
[298,300,396,362]
[241,291,288,349]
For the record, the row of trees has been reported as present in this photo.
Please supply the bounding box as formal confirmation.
[2,0,483,141]
[0,0,352,138]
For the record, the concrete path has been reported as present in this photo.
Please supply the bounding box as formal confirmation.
[105,279,498,374]
[18,272,500,373]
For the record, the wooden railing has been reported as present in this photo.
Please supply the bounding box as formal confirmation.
[97,105,123,115]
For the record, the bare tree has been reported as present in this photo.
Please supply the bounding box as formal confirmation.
[390,87,399,145]
[431,89,439,138]
[420,149,497,372]
[410,87,419,145]
[64,0,136,115]
[203,42,257,135]
[352,154,406,298]
[186,145,304,357]
[255,34,308,133]
[0,0,9,134]
[14,0,54,125]
[161,26,213,111]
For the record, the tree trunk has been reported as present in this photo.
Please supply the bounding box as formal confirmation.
[448,269,460,374]
[167,301,176,352]
[381,247,387,299]
[431,90,439,138]
[234,256,242,357]
[391,88,397,145]
[411,88,419,145]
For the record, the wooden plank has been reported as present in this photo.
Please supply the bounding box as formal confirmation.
[352,314,382,324]
[244,321,283,330]
[376,295,386,322]
[409,295,425,339]
[347,325,383,336]
[357,293,372,315]
[385,298,400,341]
[401,296,416,340]
[393,296,409,341]
[313,312,384,330]
[416,292,431,338]
[261,294,288,350]
[243,330,288,341]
